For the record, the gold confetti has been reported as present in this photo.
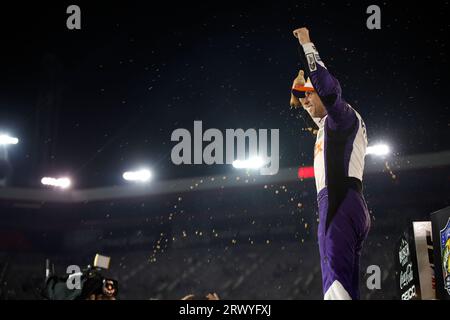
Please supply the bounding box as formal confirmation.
[384,161,397,180]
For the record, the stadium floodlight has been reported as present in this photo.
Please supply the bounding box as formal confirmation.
[41,177,72,189]
[122,169,152,183]
[366,143,391,156]
[0,134,19,145]
[232,157,266,170]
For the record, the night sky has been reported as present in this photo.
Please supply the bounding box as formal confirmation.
[0,1,448,188]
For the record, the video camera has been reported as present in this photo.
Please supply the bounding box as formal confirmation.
[42,254,118,300]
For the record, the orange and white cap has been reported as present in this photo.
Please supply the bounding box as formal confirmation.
[292,77,315,98]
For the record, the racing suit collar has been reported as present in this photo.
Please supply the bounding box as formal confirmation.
[313,115,326,129]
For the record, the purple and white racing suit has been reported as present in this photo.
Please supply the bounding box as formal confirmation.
[301,42,371,300]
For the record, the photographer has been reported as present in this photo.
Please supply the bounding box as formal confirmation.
[43,255,118,300]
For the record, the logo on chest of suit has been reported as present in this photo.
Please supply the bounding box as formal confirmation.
[314,141,323,158]
[314,130,324,158]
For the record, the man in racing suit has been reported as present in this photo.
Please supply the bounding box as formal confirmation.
[290,27,371,300]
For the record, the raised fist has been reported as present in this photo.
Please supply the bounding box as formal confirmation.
[293,27,311,45]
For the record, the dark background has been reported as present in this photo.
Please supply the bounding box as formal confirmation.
[0,1,449,300]
[0,1,448,188]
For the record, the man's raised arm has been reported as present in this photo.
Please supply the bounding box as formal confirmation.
[293,27,355,130]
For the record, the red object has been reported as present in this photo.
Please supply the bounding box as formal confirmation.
[298,166,315,179]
